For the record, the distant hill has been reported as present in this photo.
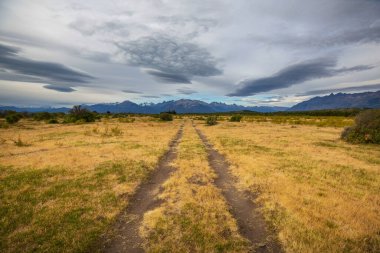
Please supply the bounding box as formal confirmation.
[85,99,288,113]
[0,106,70,113]
[289,91,380,111]
[0,99,288,114]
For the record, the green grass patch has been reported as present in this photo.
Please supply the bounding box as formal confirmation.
[244,115,354,128]
[0,159,153,253]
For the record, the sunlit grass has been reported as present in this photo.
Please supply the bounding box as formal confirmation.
[0,118,180,253]
[243,115,354,127]
[198,120,380,253]
[1,116,378,252]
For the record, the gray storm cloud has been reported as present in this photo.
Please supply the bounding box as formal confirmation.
[297,83,380,96]
[144,69,191,84]
[115,35,222,83]
[176,87,197,95]
[69,19,130,37]
[44,84,77,92]
[0,43,94,92]
[141,95,160,98]
[253,24,380,49]
[228,58,374,96]
[1,0,380,106]
[122,89,143,94]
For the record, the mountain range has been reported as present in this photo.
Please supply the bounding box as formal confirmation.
[84,100,288,113]
[0,99,287,113]
[1,90,379,113]
[289,90,380,111]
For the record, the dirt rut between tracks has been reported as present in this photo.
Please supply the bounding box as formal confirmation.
[92,124,183,253]
[194,124,282,253]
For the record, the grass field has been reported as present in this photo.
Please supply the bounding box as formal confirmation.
[0,118,180,252]
[1,115,379,252]
[197,120,380,253]
[242,115,354,127]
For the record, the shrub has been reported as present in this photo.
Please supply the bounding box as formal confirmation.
[48,119,59,124]
[341,109,380,144]
[13,135,30,147]
[229,115,242,122]
[100,125,123,137]
[206,116,217,126]
[6,113,22,124]
[118,117,135,123]
[64,105,96,123]
[111,126,123,136]
[33,112,52,121]
[163,110,176,114]
[159,113,173,121]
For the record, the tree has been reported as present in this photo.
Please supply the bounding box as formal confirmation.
[341,109,380,144]
[159,113,173,121]
[206,116,217,126]
[65,105,96,123]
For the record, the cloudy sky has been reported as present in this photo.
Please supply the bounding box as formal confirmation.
[0,0,380,107]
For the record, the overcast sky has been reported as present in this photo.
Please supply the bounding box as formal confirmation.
[0,0,380,107]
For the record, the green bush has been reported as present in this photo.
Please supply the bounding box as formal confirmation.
[64,105,96,123]
[159,113,173,121]
[341,109,380,144]
[6,113,22,124]
[229,115,242,122]
[33,112,52,121]
[48,119,59,124]
[206,116,217,126]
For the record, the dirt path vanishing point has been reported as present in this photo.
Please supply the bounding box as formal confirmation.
[193,123,282,253]
[92,124,183,253]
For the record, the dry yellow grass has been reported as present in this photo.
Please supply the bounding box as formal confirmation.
[2,116,379,252]
[198,121,380,253]
[140,120,249,252]
[0,118,180,253]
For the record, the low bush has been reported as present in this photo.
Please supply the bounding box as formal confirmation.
[97,125,123,137]
[341,109,380,144]
[110,126,123,136]
[229,115,242,122]
[13,135,30,147]
[5,113,22,124]
[159,113,173,121]
[33,112,52,121]
[64,105,96,123]
[118,117,135,123]
[206,116,217,126]
[48,119,59,124]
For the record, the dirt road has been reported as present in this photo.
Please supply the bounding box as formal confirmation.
[93,121,281,252]
[93,124,183,253]
[194,123,282,253]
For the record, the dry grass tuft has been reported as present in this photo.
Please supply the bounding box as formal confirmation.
[13,135,31,147]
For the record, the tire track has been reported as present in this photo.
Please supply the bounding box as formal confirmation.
[193,123,282,253]
[91,124,183,253]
